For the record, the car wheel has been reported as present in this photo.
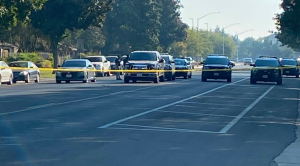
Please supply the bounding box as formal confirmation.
[172,74,176,80]
[91,78,96,82]
[296,74,299,78]
[66,81,70,83]
[56,80,61,84]
[183,74,188,79]
[35,74,40,83]
[13,80,17,84]
[124,78,129,83]
[250,78,256,84]
[188,73,192,79]
[167,74,172,81]
[154,77,159,83]
[277,78,283,85]
[227,76,232,82]
[7,75,13,85]
[201,76,207,82]
[159,75,165,82]
[25,75,30,83]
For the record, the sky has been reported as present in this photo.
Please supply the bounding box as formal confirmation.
[180,0,282,40]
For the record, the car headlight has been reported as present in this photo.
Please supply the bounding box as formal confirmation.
[20,71,28,75]
[252,69,258,73]
[56,72,62,76]
[150,64,156,69]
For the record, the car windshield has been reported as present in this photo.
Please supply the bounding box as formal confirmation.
[174,59,185,65]
[185,57,192,61]
[87,57,102,62]
[245,58,252,61]
[205,58,229,65]
[281,60,297,66]
[106,57,117,62]
[9,62,28,68]
[129,52,157,61]
[62,61,86,67]
[255,60,279,67]
[162,56,170,63]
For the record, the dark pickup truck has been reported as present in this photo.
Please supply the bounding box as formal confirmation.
[124,51,165,83]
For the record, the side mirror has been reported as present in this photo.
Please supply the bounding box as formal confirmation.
[104,60,108,63]
[171,61,175,64]
[57,65,61,68]
[250,63,255,67]
[30,66,34,68]
[88,65,93,68]
[159,59,164,63]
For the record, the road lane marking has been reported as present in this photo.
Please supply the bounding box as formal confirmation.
[157,111,238,118]
[219,85,275,134]
[98,77,248,129]
[0,86,154,116]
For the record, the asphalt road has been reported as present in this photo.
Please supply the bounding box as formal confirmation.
[0,65,299,166]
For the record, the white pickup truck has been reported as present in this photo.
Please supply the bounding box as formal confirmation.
[86,56,111,77]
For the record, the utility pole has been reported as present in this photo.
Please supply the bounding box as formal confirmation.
[222,23,239,55]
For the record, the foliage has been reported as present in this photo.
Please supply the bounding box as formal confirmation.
[30,0,114,67]
[0,0,47,29]
[40,60,52,68]
[275,0,300,50]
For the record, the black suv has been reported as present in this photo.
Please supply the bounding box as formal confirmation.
[124,51,165,83]
[174,59,192,79]
[202,56,232,82]
[250,58,283,85]
[280,58,299,78]
[161,54,176,81]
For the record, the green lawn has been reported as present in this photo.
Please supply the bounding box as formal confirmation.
[40,70,55,78]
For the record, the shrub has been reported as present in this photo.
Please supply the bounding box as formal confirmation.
[40,60,53,68]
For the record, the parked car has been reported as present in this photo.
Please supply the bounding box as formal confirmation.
[244,58,253,65]
[56,59,96,84]
[124,51,165,83]
[86,56,110,77]
[161,54,176,81]
[9,61,40,83]
[280,58,299,78]
[202,55,232,82]
[174,59,192,79]
[250,58,283,85]
[0,61,13,85]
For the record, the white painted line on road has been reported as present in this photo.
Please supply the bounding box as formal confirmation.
[158,110,238,118]
[0,86,154,116]
[219,85,275,134]
[98,77,248,129]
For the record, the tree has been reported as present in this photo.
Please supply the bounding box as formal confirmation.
[0,0,46,29]
[275,0,300,50]
[30,0,114,67]
[158,0,188,52]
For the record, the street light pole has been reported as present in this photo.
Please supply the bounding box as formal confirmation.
[190,18,194,30]
[236,29,254,62]
[197,12,220,31]
[222,23,240,55]
[204,23,209,38]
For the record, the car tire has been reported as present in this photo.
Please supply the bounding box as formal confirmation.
[296,74,299,78]
[66,81,70,83]
[13,80,17,84]
[91,78,96,82]
[277,78,283,85]
[35,74,40,83]
[250,78,256,84]
[202,76,207,82]
[167,74,172,81]
[124,78,129,83]
[159,75,165,82]
[25,75,30,83]
[183,74,188,79]
[7,75,13,85]
[227,76,232,82]
[56,80,61,84]
[172,74,176,80]
[188,73,192,79]
[154,77,159,83]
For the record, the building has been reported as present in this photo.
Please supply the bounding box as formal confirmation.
[0,43,19,58]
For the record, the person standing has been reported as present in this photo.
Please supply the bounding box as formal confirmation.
[115,56,122,80]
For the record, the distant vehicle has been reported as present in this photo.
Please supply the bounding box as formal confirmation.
[280,59,299,78]
[250,58,282,85]
[86,56,110,77]
[229,60,236,67]
[56,59,96,84]
[9,61,40,84]
[174,59,192,79]
[161,54,176,81]
[244,58,253,65]
[106,56,124,75]
[202,55,232,82]
[184,57,196,69]
[124,51,165,83]
[0,61,13,85]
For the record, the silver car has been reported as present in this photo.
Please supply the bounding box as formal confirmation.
[0,61,13,85]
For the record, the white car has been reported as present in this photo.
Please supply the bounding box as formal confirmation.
[86,56,111,77]
[0,61,13,85]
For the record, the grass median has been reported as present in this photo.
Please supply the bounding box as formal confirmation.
[40,70,55,78]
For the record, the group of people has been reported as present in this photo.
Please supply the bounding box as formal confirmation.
[114,55,129,80]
